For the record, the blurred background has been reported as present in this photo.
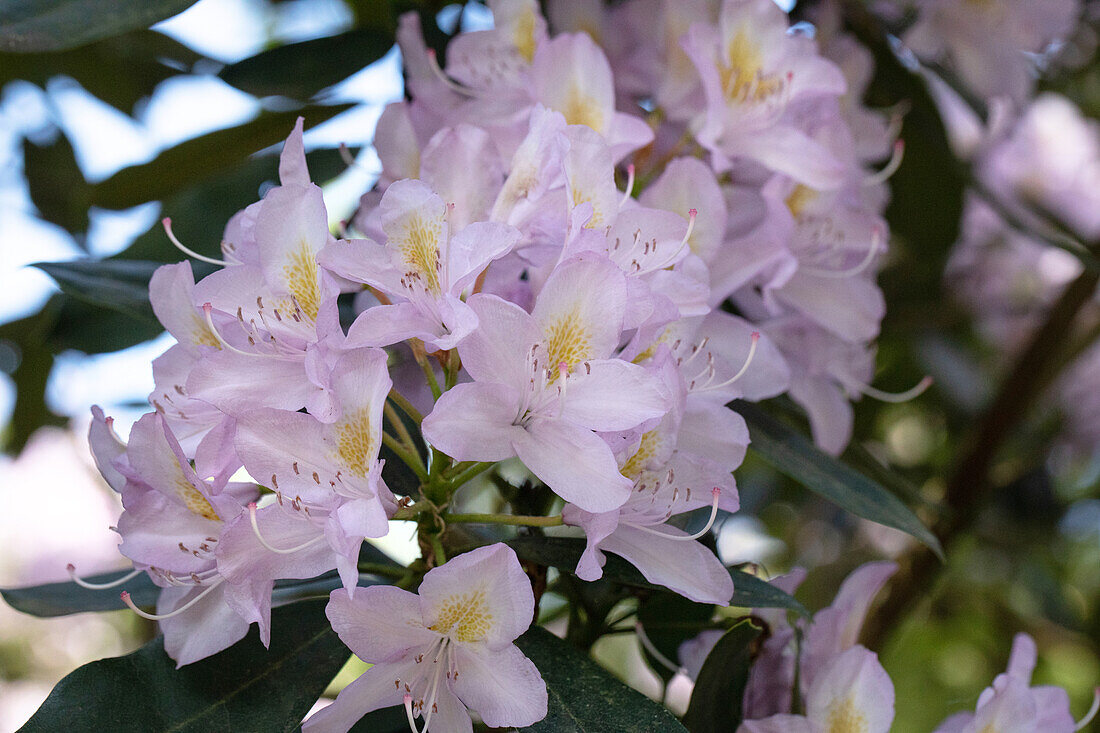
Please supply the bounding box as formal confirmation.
[0,1,1097,731]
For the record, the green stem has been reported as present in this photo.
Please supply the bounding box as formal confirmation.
[356,562,407,580]
[383,401,417,453]
[445,461,494,489]
[442,512,564,527]
[430,534,447,566]
[381,432,428,483]
[444,349,461,390]
[412,340,442,400]
[388,390,423,425]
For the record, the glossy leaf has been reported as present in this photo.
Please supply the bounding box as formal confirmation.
[18,599,347,733]
[32,259,169,321]
[637,593,714,683]
[219,28,395,100]
[23,132,90,242]
[508,536,807,615]
[89,105,353,210]
[516,625,689,732]
[733,400,944,558]
[0,0,199,53]
[682,620,761,733]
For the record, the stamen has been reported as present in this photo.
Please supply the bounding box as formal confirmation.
[403,693,421,733]
[248,503,325,554]
[800,228,882,279]
[855,375,933,403]
[67,565,142,590]
[338,143,362,170]
[620,164,636,207]
[629,487,722,542]
[864,139,905,187]
[162,218,229,267]
[682,208,697,247]
[1076,688,1100,731]
[426,49,475,96]
[694,332,759,393]
[634,621,686,675]
[120,579,223,621]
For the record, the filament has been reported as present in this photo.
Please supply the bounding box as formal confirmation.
[855,375,933,403]
[120,579,223,621]
[864,139,905,187]
[426,49,475,97]
[693,332,759,393]
[620,164,636,207]
[248,503,326,554]
[634,621,685,674]
[404,694,421,733]
[629,487,722,542]
[1076,688,1099,731]
[67,565,142,590]
[162,218,229,266]
[800,229,882,279]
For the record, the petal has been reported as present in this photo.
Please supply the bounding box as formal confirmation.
[738,715,819,733]
[301,662,410,733]
[158,583,251,667]
[447,221,521,295]
[773,273,885,344]
[325,586,438,663]
[559,360,670,431]
[418,543,534,649]
[599,524,734,605]
[451,644,547,728]
[561,504,620,581]
[420,125,505,230]
[421,382,525,462]
[460,294,541,386]
[805,646,894,733]
[187,350,321,417]
[513,419,632,512]
[89,405,127,492]
[278,117,309,186]
[531,254,628,366]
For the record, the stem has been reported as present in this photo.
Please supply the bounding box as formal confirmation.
[445,461,494,489]
[430,533,447,566]
[442,512,564,527]
[388,390,424,425]
[444,349,461,390]
[381,432,429,483]
[357,562,408,580]
[411,339,442,400]
[864,267,1100,649]
[384,401,417,453]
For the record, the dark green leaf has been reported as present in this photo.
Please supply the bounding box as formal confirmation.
[728,568,808,617]
[19,599,346,733]
[0,305,65,453]
[516,625,688,732]
[347,706,411,732]
[90,105,354,210]
[23,132,90,241]
[1,569,158,618]
[219,28,395,100]
[0,30,201,113]
[32,259,165,321]
[733,400,943,558]
[508,536,808,615]
[637,593,714,683]
[0,0,199,53]
[682,620,760,733]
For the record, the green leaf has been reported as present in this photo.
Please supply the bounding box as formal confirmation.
[1,569,159,618]
[19,599,346,733]
[32,259,166,321]
[0,30,201,113]
[219,28,395,100]
[516,625,688,732]
[508,536,807,615]
[728,568,808,617]
[0,0,199,53]
[348,706,412,732]
[89,105,353,210]
[23,132,90,241]
[681,620,760,733]
[733,400,944,558]
[637,593,714,683]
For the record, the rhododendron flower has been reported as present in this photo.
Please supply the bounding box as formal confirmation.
[303,543,546,733]
[320,178,520,351]
[422,256,670,512]
[738,646,895,733]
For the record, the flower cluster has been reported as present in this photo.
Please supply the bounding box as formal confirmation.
[67,0,1001,730]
